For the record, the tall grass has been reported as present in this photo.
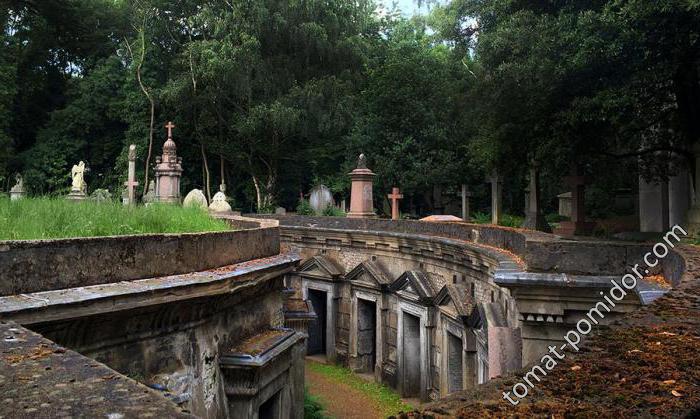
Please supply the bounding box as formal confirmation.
[0,197,230,240]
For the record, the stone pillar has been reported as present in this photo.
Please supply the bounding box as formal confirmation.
[123,144,139,206]
[686,146,700,236]
[554,165,593,236]
[154,122,183,204]
[488,170,503,225]
[668,168,690,227]
[347,154,377,218]
[639,177,670,233]
[522,164,552,232]
[387,187,403,220]
[461,184,472,221]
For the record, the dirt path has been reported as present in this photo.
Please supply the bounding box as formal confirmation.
[305,360,384,419]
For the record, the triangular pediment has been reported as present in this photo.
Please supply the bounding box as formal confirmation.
[298,255,343,280]
[345,260,392,289]
[390,270,436,304]
[436,284,474,319]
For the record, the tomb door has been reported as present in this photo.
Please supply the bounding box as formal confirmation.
[307,289,327,355]
[356,299,376,372]
[447,332,463,393]
[402,312,421,397]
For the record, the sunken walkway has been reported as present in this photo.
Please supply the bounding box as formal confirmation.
[0,216,305,418]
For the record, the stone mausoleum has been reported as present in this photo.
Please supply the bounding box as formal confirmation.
[0,212,693,417]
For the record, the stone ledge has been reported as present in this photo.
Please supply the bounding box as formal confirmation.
[0,320,191,418]
[0,253,300,325]
[0,226,281,296]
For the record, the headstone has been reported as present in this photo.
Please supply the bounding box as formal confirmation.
[9,174,26,201]
[183,189,208,209]
[91,188,112,203]
[143,180,156,204]
[557,192,572,217]
[209,191,233,213]
[275,207,287,215]
[123,144,139,206]
[668,166,690,227]
[522,163,551,232]
[488,170,503,225]
[154,122,183,204]
[460,184,472,221]
[554,164,594,236]
[387,187,403,220]
[67,161,88,201]
[686,144,700,235]
[639,177,670,233]
[309,184,334,213]
[347,154,377,219]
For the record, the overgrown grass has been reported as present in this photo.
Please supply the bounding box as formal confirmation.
[304,388,329,419]
[0,197,231,240]
[306,361,413,417]
[471,211,525,228]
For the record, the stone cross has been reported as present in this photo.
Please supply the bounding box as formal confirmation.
[387,187,403,220]
[554,164,593,236]
[460,184,472,221]
[488,170,503,225]
[123,144,139,205]
[523,163,551,232]
[165,121,175,139]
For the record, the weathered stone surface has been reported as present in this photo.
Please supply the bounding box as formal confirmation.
[309,184,334,213]
[0,226,280,296]
[0,321,190,418]
[183,188,208,209]
[209,191,232,213]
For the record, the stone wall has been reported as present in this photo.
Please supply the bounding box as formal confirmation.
[252,215,676,276]
[0,226,279,295]
[29,264,288,418]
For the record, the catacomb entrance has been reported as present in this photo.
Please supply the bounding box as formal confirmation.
[402,311,422,397]
[307,289,327,355]
[258,390,280,419]
[356,298,376,373]
[447,332,463,393]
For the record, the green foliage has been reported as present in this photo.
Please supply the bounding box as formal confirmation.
[306,361,412,417]
[0,198,230,240]
[303,388,328,419]
[321,204,346,217]
[471,212,491,224]
[296,199,315,216]
[499,214,524,228]
[546,213,570,224]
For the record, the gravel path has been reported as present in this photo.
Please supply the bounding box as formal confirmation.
[305,360,384,419]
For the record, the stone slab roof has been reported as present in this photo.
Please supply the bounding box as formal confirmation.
[0,321,190,418]
[415,244,700,418]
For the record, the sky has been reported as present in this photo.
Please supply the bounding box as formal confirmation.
[377,0,442,17]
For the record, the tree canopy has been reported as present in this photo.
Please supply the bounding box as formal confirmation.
[2,0,699,218]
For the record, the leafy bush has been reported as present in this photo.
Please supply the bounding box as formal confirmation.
[499,214,524,228]
[471,211,491,224]
[304,389,328,419]
[296,199,315,216]
[322,204,346,217]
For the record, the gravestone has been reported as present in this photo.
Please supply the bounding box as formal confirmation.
[554,165,594,236]
[154,122,183,203]
[183,189,208,209]
[9,174,26,201]
[460,185,472,221]
[522,164,551,232]
[669,168,690,227]
[557,192,572,217]
[209,190,233,213]
[123,144,139,206]
[275,207,287,215]
[143,180,156,204]
[387,187,403,220]
[67,161,88,201]
[309,185,334,213]
[91,189,112,203]
[639,177,669,233]
[347,154,377,219]
[488,170,503,225]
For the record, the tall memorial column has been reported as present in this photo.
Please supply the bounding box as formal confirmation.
[554,164,594,236]
[488,170,503,225]
[523,162,551,232]
[347,154,377,219]
[154,121,183,204]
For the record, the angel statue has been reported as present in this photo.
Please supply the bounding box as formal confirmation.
[71,161,86,193]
